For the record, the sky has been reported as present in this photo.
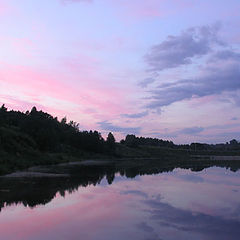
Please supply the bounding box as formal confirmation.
[0,0,240,143]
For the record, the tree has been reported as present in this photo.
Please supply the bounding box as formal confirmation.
[0,104,7,112]
[125,134,138,147]
[106,132,116,151]
[230,139,238,145]
[30,106,37,114]
[61,116,67,125]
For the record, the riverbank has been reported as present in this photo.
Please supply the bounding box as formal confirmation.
[1,156,240,178]
[191,155,240,160]
[1,141,240,176]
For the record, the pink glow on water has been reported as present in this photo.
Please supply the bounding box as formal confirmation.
[0,184,131,240]
[0,168,240,240]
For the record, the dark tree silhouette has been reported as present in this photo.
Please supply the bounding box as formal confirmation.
[0,104,239,175]
[123,134,174,148]
[0,105,114,156]
[106,132,116,151]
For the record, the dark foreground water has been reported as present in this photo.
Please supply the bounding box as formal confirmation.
[0,167,240,240]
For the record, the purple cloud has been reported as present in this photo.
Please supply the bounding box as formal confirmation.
[209,50,240,62]
[136,222,154,233]
[121,111,148,118]
[231,117,238,121]
[98,121,141,134]
[180,127,204,135]
[145,24,222,72]
[138,78,155,88]
[150,126,204,139]
[146,50,240,108]
[144,198,240,239]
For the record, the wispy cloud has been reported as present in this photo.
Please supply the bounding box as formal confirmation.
[98,121,141,134]
[138,78,156,88]
[121,111,148,119]
[142,23,240,110]
[120,190,148,198]
[151,126,204,139]
[145,24,222,72]
[144,198,240,239]
[147,62,240,108]
[179,127,204,135]
[138,23,240,112]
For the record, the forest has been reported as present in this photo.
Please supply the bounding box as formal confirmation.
[0,104,240,175]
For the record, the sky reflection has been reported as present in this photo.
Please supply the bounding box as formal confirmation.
[0,167,239,240]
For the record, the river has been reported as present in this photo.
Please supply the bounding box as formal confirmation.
[0,166,239,240]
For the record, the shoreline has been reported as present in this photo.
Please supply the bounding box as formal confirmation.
[1,156,240,178]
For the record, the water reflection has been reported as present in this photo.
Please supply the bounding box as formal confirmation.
[0,165,240,240]
[0,161,239,211]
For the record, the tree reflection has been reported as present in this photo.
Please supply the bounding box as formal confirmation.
[0,161,239,212]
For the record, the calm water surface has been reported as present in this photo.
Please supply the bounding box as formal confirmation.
[0,167,240,240]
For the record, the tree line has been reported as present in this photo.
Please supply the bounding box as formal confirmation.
[0,104,239,156]
[0,105,116,155]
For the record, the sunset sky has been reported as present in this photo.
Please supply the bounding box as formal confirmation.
[0,0,240,143]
